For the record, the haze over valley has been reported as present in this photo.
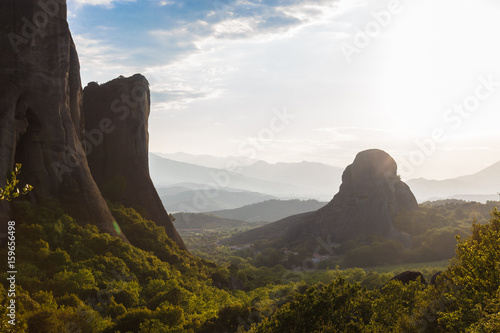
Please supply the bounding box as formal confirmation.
[150,152,500,212]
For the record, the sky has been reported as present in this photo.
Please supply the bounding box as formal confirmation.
[67,0,500,180]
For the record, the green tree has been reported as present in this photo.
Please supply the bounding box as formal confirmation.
[0,163,33,201]
[436,209,500,331]
[253,278,373,333]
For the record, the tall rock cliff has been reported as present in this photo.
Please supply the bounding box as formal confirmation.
[224,149,418,246]
[82,75,186,250]
[0,0,187,252]
[0,0,127,241]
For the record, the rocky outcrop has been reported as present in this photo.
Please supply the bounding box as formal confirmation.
[0,0,127,242]
[387,271,427,286]
[82,75,186,250]
[300,149,418,243]
[430,271,443,286]
[224,149,418,246]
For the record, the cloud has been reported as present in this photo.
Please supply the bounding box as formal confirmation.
[159,0,174,6]
[70,0,135,8]
[70,0,372,122]
[315,127,400,140]
[73,35,132,84]
[150,82,222,111]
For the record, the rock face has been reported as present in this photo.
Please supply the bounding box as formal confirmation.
[388,271,427,286]
[82,75,186,250]
[0,0,127,242]
[430,271,443,286]
[224,149,418,246]
[300,149,418,243]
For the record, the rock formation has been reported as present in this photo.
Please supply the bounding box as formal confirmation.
[387,271,427,286]
[0,0,127,242]
[224,149,418,246]
[298,149,418,243]
[0,0,186,251]
[430,271,443,286]
[82,75,186,250]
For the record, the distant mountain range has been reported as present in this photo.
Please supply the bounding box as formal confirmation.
[209,199,327,223]
[153,152,256,169]
[149,153,342,202]
[151,152,500,207]
[407,161,500,202]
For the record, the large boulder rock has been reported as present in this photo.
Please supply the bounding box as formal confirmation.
[387,271,427,286]
[430,271,443,286]
[0,0,127,242]
[82,75,186,250]
[304,149,418,243]
[224,149,418,247]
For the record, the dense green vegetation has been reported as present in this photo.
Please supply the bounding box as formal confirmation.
[250,209,500,332]
[2,195,499,332]
[172,212,268,231]
[215,200,499,270]
[0,200,294,332]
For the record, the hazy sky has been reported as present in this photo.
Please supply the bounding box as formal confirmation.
[67,0,500,180]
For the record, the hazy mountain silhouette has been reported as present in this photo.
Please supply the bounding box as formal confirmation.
[407,161,500,202]
[154,152,256,169]
[209,199,327,223]
[157,186,274,213]
[149,153,334,200]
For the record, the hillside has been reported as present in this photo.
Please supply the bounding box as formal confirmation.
[1,199,238,331]
[173,212,252,230]
[157,186,275,212]
[209,199,327,223]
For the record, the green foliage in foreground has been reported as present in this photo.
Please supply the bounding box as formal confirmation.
[2,197,500,333]
[0,201,257,332]
[251,209,500,332]
[0,163,33,201]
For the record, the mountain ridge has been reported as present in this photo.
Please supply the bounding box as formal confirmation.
[149,153,335,200]
[209,199,327,223]
[407,160,500,202]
